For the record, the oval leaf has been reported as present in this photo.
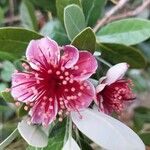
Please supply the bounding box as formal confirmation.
[97,19,150,45]
[81,0,107,26]
[20,0,38,31]
[62,137,81,150]
[97,43,147,68]
[18,120,48,147]
[64,4,86,41]
[72,27,96,52]
[0,27,42,60]
[40,19,69,45]
[56,0,81,23]
[71,109,145,150]
[0,89,15,103]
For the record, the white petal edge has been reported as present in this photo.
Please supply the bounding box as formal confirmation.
[96,83,107,93]
[71,108,145,150]
[105,63,128,85]
[18,119,48,148]
[62,137,81,150]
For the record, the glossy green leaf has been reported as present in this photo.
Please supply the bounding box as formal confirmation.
[56,0,81,22]
[139,133,150,146]
[97,43,147,68]
[81,0,107,26]
[0,52,16,61]
[20,0,38,31]
[72,27,96,52]
[0,27,42,60]
[97,19,150,45]
[64,4,86,41]
[0,90,15,103]
[1,61,15,82]
[43,119,67,150]
[40,19,69,45]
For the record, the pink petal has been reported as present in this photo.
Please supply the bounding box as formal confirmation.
[65,80,95,110]
[61,45,79,68]
[71,51,98,81]
[30,98,58,126]
[26,37,60,70]
[105,63,128,85]
[11,72,38,102]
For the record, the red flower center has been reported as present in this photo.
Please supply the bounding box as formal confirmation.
[99,79,135,114]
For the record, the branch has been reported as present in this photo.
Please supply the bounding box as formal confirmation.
[107,0,150,24]
[93,0,129,32]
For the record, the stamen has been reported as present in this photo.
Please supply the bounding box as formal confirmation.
[62,80,67,85]
[64,71,69,76]
[74,65,79,70]
[78,92,82,96]
[48,69,52,74]
[15,102,21,107]
[24,106,28,111]
[71,87,75,92]
[56,71,61,75]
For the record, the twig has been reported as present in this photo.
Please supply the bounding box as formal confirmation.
[3,16,20,24]
[93,0,129,32]
[106,0,150,24]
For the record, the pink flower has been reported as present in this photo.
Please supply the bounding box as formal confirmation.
[11,37,97,126]
[96,63,136,114]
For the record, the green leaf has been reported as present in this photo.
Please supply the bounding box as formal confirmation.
[31,0,57,15]
[0,27,42,60]
[97,43,147,68]
[0,89,15,103]
[97,19,150,45]
[40,19,69,45]
[139,133,150,146]
[20,0,38,31]
[43,119,67,150]
[79,139,93,150]
[72,27,96,52]
[133,107,150,131]
[56,0,81,23]
[0,105,10,111]
[0,83,8,92]
[81,0,107,26]
[1,61,15,82]
[64,4,86,41]
[0,52,16,61]
[133,116,145,132]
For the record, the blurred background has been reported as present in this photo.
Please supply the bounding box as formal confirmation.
[0,0,150,149]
